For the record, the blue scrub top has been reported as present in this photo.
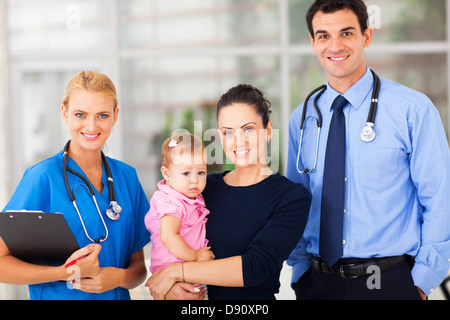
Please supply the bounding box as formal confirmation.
[2,151,150,300]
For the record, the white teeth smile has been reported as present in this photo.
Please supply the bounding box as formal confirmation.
[329,56,348,61]
[83,133,99,138]
[235,150,249,155]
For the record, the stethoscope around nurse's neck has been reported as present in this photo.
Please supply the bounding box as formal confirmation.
[296,69,381,174]
[62,140,122,243]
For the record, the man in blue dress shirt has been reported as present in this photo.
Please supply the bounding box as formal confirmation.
[287,0,450,300]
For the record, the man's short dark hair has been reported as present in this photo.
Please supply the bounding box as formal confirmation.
[306,0,369,37]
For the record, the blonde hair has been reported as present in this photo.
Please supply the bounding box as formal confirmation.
[161,132,206,167]
[62,70,118,110]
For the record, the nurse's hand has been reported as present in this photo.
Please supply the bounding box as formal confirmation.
[76,267,119,294]
[64,244,102,279]
[71,248,147,294]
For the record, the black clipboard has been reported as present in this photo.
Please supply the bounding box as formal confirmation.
[0,211,80,266]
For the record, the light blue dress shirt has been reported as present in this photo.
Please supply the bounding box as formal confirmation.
[2,151,150,300]
[286,67,450,295]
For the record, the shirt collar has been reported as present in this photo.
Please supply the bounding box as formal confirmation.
[157,179,205,206]
[325,66,374,112]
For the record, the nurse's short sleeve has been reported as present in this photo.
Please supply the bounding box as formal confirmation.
[1,165,52,240]
[3,166,51,212]
[156,197,185,221]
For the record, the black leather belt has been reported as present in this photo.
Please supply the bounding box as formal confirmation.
[312,255,411,279]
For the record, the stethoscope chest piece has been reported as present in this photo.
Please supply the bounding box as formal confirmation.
[106,201,121,221]
[360,122,376,143]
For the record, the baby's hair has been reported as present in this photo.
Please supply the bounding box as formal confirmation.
[161,132,206,167]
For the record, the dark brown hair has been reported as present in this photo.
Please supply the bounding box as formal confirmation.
[306,0,369,37]
[216,84,272,128]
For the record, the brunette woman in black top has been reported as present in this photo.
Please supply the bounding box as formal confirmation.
[146,84,310,300]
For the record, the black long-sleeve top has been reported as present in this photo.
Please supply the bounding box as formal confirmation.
[203,172,311,300]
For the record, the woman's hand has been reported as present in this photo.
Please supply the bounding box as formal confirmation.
[165,282,205,300]
[64,244,102,279]
[76,267,121,294]
[66,246,147,294]
[145,263,182,300]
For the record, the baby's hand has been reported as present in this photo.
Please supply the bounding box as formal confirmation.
[196,247,215,262]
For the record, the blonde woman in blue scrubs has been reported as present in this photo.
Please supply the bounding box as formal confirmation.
[0,71,150,300]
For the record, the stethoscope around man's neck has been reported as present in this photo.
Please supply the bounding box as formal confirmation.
[63,140,122,243]
[296,69,381,174]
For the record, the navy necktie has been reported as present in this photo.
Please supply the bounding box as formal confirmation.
[319,95,348,267]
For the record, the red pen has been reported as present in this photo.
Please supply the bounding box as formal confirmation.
[65,256,82,268]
